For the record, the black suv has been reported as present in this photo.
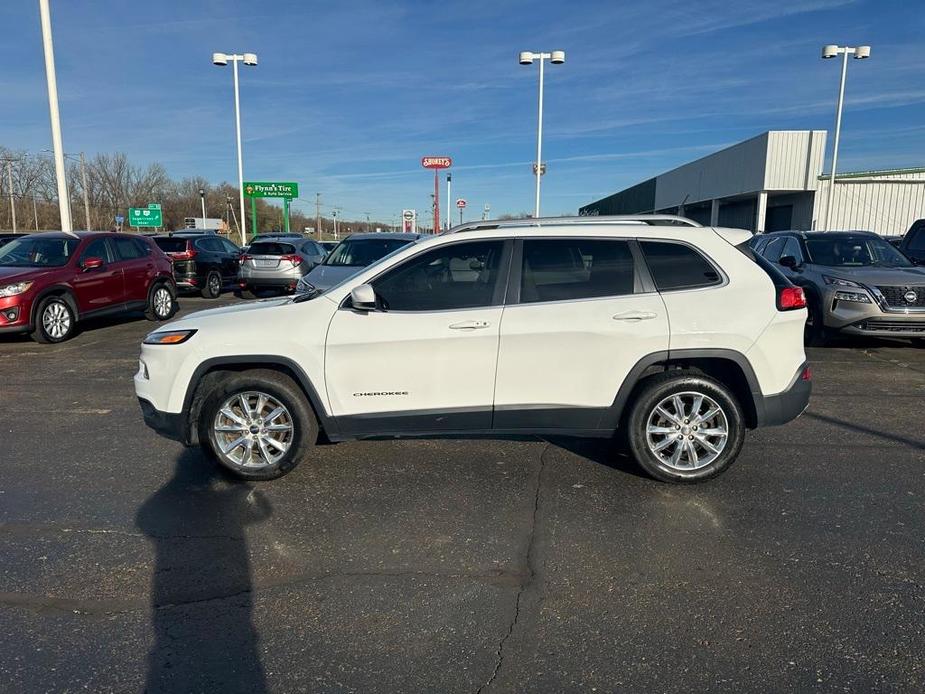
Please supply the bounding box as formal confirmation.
[896,219,925,265]
[152,234,242,299]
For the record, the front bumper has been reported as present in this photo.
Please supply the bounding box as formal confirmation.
[755,362,812,427]
[0,295,33,332]
[823,286,925,337]
[838,318,925,338]
[139,398,188,444]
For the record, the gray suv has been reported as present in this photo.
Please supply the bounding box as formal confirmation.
[238,237,327,297]
[750,230,925,345]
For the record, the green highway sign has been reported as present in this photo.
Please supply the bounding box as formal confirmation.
[128,206,163,228]
[148,203,161,210]
[243,181,299,199]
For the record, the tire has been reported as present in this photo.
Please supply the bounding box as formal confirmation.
[201,270,222,299]
[198,369,318,481]
[145,282,177,321]
[804,296,828,347]
[626,372,746,483]
[31,295,77,344]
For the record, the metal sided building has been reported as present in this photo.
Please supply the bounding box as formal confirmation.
[579,131,925,236]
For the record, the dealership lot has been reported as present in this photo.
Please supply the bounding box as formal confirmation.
[1,297,923,692]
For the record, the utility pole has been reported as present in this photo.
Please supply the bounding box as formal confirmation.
[446,173,452,231]
[482,203,490,221]
[315,192,321,236]
[79,152,91,230]
[365,212,371,232]
[32,196,39,231]
[1,159,17,232]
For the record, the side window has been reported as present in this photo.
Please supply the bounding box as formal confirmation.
[114,236,144,261]
[79,238,113,263]
[640,241,722,291]
[197,238,223,253]
[520,239,636,303]
[372,241,505,311]
[221,239,240,254]
[750,236,769,254]
[762,237,786,262]
[133,238,152,256]
[781,237,803,263]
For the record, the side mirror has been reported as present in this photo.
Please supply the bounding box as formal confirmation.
[779,255,798,269]
[81,257,104,271]
[349,283,378,311]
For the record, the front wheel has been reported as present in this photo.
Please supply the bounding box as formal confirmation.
[198,369,318,481]
[145,283,176,321]
[626,373,746,483]
[31,295,76,343]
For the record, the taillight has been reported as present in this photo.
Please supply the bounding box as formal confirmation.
[777,286,807,311]
[281,254,303,265]
[169,243,197,261]
[800,365,812,381]
[240,254,252,262]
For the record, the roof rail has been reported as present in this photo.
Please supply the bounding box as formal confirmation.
[443,214,702,235]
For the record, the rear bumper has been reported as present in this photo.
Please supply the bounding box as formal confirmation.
[754,362,812,427]
[139,398,188,444]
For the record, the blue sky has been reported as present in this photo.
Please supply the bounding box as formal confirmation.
[1,0,923,223]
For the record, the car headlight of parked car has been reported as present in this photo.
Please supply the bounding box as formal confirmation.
[823,275,862,288]
[833,290,872,303]
[0,281,34,298]
[143,329,197,345]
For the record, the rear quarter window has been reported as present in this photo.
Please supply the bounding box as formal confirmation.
[154,238,189,253]
[639,241,722,291]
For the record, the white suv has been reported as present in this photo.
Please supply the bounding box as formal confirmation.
[135,216,811,483]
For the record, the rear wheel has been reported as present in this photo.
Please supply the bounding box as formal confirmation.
[627,372,746,483]
[31,295,76,343]
[145,283,176,321]
[201,270,222,299]
[198,369,317,481]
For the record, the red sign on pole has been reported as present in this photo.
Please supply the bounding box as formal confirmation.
[421,156,452,169]
[456,199,467,209]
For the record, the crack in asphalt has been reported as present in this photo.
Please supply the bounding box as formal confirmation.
[476,443,549,694]
[863,348,925,377]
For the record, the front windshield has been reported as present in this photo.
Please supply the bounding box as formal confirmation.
[323,238,413,267]
[805,236,913,268]
[0,237,79,267]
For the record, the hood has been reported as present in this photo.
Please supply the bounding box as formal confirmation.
[167,297,291,328]
[304,264,360,291]
[0,266,54,285]
[810,264,925,286]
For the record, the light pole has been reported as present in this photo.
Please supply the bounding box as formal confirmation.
[199,188,206,229]
[446,172,452,231]
[0,158,20,232]
[43,150,91,230]
[821,44,870,231]
[38,0,72,233]
[212,51,257,245]
[519,49,565,218]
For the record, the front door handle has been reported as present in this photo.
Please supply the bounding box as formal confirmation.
[449,320,491,330]
[613,310,658,322]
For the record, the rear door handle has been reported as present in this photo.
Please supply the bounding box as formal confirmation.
[613,310,658,322]
[449,320,491,330]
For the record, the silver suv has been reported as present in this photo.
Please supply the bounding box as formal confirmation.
[238,237,327,297]
[750,230,925,345]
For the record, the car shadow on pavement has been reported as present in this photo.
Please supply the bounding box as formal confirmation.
[544,435,650,479]
[804,411,925,450]
[135,449,271,693]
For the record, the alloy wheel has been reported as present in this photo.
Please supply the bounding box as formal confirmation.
[213,391,294,469]
[209,274,221,296]
[645,391,729,471]
[42,302,71,340]
[153,287,173,318]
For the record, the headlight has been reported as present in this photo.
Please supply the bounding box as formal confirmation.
[143,329,197,345]
[834,290,872,303]
[823,275,862,288]
[0,281,34,298]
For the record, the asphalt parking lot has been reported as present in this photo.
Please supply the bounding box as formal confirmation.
[1,296,923,693]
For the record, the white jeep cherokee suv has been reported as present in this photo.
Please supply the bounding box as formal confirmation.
[136,216,811,483]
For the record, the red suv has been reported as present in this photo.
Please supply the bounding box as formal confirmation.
[0,232,177,343]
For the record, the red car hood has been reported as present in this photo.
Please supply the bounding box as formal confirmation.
[0,266,58,285]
